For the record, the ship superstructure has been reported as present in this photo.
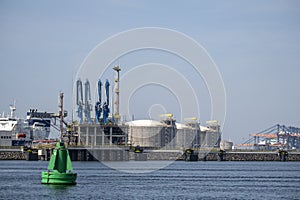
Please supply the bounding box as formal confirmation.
[24,109,52,140]
[0,101,56,147]
[0,102,24,146]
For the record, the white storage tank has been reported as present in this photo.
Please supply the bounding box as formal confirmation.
[220,140,233,150]
[175,123,196,149]
[125,120,164,148]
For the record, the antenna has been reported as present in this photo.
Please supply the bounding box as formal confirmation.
[59,92,64,142]
[71,67,74,122]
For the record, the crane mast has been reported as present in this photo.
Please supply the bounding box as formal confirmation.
[84,79,92,124]
[77,67,119,124]
[95,79,102,123]
[76,79,83,124]
[102,79,110,124]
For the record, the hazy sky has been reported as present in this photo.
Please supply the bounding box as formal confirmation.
[1,1,299,143]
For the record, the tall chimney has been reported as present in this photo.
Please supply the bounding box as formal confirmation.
[113,65,121,122]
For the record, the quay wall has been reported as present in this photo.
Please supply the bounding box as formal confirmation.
[0,151,25,160]
[202,152,300,161]
[1,149,300,161]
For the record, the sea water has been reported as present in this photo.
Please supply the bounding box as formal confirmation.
[0,160,299,199]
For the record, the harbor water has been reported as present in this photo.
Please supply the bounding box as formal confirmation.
[0,160,299,199]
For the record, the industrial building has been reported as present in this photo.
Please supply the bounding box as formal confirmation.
[74,123,128,147]
[73,66,222,150]
[74,117,221,150]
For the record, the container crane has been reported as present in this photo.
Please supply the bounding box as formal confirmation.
[95,80,102,123]
[237,124,300,149]
[76,79,83,124]
[84,79,92,124]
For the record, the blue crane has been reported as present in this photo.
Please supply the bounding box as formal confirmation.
[102,79,110,124]
[95,79,102,123]
[84,79,92,124]
[76,79,83,124]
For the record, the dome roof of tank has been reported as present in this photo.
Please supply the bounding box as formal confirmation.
[125,119,163,127]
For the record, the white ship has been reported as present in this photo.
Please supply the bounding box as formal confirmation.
[0,102,24,146]
[0,102,52,147]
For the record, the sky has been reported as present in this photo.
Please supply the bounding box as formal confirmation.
[0,0,299,144]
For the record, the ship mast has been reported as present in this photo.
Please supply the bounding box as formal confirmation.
[9,100,16,118]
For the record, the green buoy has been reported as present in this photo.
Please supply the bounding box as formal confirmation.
[41,92,77,185]
[41,142,77,185]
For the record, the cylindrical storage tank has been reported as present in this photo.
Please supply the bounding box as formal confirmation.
[125,120,164,148]
[220,140,233,150]
[175,123,187,149]
[199,125,210,147]
[175,123,195,149]
[204,131,221,147]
